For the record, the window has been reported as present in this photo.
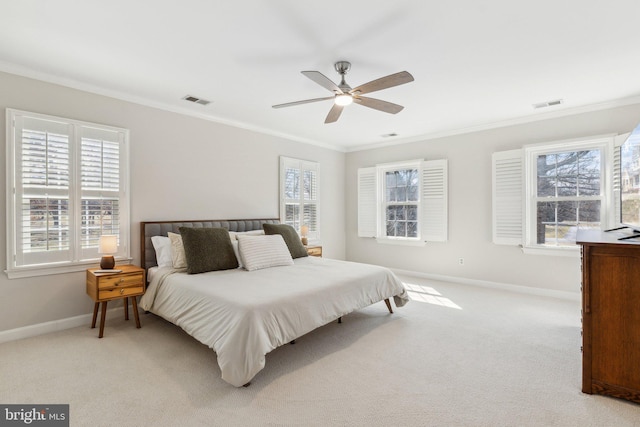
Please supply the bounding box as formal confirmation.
[532,149,602,246]
[493,135,618,255]
[6,109,130,278]
[380,162,420,239]
[279,156,319,241]
[358,159,447,244]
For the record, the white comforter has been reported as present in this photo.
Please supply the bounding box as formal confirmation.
[139,256,409,387]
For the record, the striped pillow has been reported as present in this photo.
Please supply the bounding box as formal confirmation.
[237,235,294,271]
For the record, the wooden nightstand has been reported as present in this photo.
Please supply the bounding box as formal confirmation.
[86,265,145,338]
[305,245,322,257]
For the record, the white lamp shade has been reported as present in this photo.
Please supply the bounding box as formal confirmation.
[301,225,309,236]
[98,235,118,254]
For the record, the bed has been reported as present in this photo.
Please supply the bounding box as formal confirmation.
[138,219,409,387]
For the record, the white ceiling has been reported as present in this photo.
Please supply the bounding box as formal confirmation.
[2,1,640,152]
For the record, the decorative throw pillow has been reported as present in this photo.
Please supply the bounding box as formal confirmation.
[237,235,294,271]
[151,235,172,268]
[168,232,187,269]
[262,223,308,259]
[228,230,265,240]
[178,227,238,274]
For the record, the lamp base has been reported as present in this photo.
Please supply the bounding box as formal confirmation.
[301,237,308,246]
[100,255,115,270]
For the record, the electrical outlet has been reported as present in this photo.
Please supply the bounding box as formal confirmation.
[458,258,464,265]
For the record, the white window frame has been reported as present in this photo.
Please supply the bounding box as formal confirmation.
[6,109,130,278]
[377,160,423,244]
[279,156,320,242]
[358,159,448,245]
[523,136,615,256]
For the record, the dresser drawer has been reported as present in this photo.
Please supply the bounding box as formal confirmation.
[97,273,144,289]
[98,285,144,300]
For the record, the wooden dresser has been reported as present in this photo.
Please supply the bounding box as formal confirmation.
[577,229,640,403]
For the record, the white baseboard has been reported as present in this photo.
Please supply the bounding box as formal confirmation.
[0,306,133,344]
[391,268,581,302]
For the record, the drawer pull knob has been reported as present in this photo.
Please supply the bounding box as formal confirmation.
[120,289,125,295]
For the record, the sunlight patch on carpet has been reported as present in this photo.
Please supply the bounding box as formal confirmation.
[403,282,462,309]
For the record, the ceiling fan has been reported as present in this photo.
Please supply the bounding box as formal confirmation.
[272,61,414,124]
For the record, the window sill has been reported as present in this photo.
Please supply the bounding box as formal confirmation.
[5,257,132,279]
[521,245,580,257]
[376,237,426,247]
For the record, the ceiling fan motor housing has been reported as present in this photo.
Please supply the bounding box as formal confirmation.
[334,61,352,92]
[334,61,351,75]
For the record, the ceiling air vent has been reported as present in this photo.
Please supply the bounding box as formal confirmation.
[532,99,563,109]
[182,95,211,106]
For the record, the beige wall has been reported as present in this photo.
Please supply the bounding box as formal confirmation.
[0,71,346,332]
[345,103,640,294]
[4,67,640,334]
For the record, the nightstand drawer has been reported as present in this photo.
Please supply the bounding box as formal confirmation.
[98,286,144,300]
[97,273,144,289]
[306,246,322,257]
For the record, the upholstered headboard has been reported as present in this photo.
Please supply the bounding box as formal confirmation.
[140,218,280,271]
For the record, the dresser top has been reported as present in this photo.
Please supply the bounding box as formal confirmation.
[576,228,640,246]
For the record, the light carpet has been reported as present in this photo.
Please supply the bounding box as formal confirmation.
[1,275,639,426]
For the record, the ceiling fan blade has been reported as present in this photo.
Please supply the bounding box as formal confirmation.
[302,71,343,94]
[354,96,404,114]
[325,104,344,123]
[350,71,414,95]
[272,96,334,109]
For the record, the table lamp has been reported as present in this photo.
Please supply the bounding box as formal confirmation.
[99,235,117,269]
[300,225,309,246]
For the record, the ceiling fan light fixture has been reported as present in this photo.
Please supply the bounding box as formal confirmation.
[272,62,414,123]
[334,94,353,106]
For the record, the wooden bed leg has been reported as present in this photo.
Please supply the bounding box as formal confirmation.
[290,340,296,345]
[243,382,251,387]
[384,298,393,314]
[338,317,342,324]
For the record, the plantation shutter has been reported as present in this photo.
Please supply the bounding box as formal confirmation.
[357,167,377,237]
[612,133,628,228]
[492,149,523,245]
[280,157,320,240]
[14,116,73,266]
[421,159,448,242]
[79,126,126,260]
[7,109,130,277]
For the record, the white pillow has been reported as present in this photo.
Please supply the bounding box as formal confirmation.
[229,230,265,240]
[151,235,172,268]
[168,232,187,269]
[232,241,243,268]
[237,235,293,271]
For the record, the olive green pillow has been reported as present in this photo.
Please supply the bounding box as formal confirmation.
[262,223,308,259]
[178,227,238,274]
